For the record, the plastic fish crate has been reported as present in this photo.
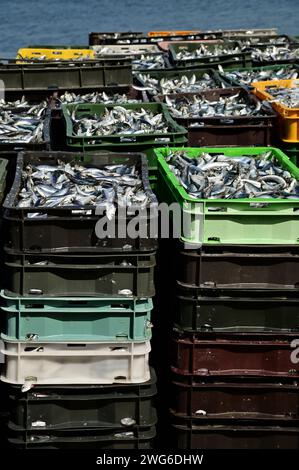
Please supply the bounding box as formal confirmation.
[6,426,156,449]
[4,249,156,297]
[6,369,156,430]
[171,331,299,378]
[176,240,299,291]
[61,102,187,150]
[169,42,253,69]
[89,32,222,46]
[16,46,95,61]
[1,291,153,342]
[250,44,299,67]
[171,374,299,420]
[0,59,133,91]
[3,151,158,253]
[253,79,299,143]
[89,32,144,45]
[217,64,299,88]
[220,28,278,38]
[172,422,299,449]
[155,146,299,245]
[154,88,277,147]
[1,339,151,385]
[135,67,223,100]
[175,282,299,333]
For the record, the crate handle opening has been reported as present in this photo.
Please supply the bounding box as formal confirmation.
[66,344,87,348]
[114,376,127,381]
[110,347,128,351]
[24,347,44,352]
[207,207,227,212]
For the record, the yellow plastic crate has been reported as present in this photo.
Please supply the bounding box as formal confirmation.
[147,30,201,37]
[16,46,95,61]
[253,78,299,143]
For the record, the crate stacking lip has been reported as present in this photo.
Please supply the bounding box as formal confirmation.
[61,102,187,151]
[176,241,299,291]
[169,41,252,69]
[1,291,153,342]
[1,340,151,385]
[155,146,299,245]
[7,369,156,430]
[171,331,299,378]
[7,426,156,449]
[154,88,276,147]
[4,249,156,297]
[0,59,133,91]
[175,282,299,334]
[253,79,299,143]
[3,151,158,253]
[217,64,299,89]
[171,374,299,421]
[16,46,96,62]
[172,422,299,449]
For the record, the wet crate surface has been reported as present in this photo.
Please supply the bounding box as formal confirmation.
[1,292,153,342]
[156,146,299,245]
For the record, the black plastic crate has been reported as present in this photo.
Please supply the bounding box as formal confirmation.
[154,87,277,146]
[6,371,157,430]
[3,151,158,253]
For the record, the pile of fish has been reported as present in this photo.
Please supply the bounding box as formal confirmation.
[132,54,166,70]
[164,91,266,118]
[220,67,298,86]
[238,36,289,46]
[247,46,299,62]
[136,73,220,95]
[0,99,46,144]
[265,85,299,108]
[165,150,299,199]
[59,91,141,104]
[17,161,149,213]
[70,106,170,136]
[175,44,242,61]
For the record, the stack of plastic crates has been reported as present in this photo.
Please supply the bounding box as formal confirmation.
[155,146,299,450]
[0,150,158,449]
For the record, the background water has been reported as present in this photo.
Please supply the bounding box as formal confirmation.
[0,0,298,57]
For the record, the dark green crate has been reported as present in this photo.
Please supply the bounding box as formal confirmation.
[218,64,299,88]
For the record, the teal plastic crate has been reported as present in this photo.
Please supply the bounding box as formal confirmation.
[1,291,153,342]
[155,146,299,245]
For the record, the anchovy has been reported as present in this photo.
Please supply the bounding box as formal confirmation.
[164,91,265,118]
[136,72,221,95]
[264,85,299,108]
[165,150,299,199]
[17,160,149,210]
[70,106,170,136]
[59,91,141,104]
[219,66,298,86]
[246,45,299,62]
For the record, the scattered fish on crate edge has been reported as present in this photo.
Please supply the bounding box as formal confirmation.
[17,161,151,215]
[0,99,46,144]
[58,91,141,104]
[165,150,299,199]
[70,106,170,136]
[220,66,299,86]
[265,86,299,108]
[135,73,222,96]
[164,91,266,119]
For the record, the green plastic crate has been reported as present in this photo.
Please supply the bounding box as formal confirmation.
[169,42,252,69]
[217,64,299,88]
[155,146,299,245]
[61,102,187,170]
[1,291,153,342]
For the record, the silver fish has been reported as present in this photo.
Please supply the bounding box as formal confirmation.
[265,85,299,108]
[59,91,141,104]
[220,66,299,86]
[136,72,221,95]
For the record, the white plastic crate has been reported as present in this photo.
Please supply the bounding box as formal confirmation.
[1,340,151,386]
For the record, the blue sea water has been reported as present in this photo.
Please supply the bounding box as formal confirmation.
[0,0,298,57]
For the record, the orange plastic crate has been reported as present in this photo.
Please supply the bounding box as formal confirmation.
[253,79,299,142]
